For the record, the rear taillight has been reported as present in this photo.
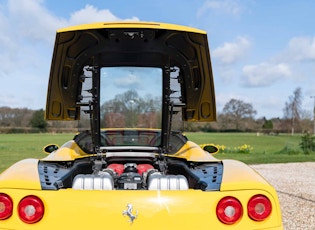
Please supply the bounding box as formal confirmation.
[216,196,243,225]
[18,195,44,224]
[248,194,272,221]
[0,193,13,220]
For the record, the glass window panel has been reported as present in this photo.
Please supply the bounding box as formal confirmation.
[100,67,162,129]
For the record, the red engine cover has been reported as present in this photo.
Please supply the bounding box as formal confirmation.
[107,163,154,175]
[137,164,154,175]
[107,164,124,175]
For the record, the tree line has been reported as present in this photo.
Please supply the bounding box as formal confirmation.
[0,87,313,134]
[186,87,313,134]
[0,107,77,133]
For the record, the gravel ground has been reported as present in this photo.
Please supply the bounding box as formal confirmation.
[251,162,315,230]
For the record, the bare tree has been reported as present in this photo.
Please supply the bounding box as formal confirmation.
[283,87,302,135]
[100,90,162,128]
[0,107,33,127]
[222,99,257,130]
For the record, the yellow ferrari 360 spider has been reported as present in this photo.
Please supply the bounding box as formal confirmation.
[0,22,283,229]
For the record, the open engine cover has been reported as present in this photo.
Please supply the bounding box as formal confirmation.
[45,21,216,122]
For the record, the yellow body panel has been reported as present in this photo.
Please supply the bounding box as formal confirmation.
[57,21,206,34]
[172,141,219,161]
[0,188,282,230]
[0,159,41,189]
[42,140,89,161]
[221,160,273,191]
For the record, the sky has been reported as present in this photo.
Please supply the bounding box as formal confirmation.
[1,0,315,119]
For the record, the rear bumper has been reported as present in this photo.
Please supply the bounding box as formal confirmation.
[0,188,283,229]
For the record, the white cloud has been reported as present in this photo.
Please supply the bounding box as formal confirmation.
[7,0,66,42]
[197,0,245,17]
[242,62,291,87]
[6,1,139,43]
[212,36,251,64]
[2,0,139,56]
[287,36,315,61]
[0,0,65,79]
[0,0,139,109]
[238,35,315,89]
[113,74,141,88]
[69,4,139,25]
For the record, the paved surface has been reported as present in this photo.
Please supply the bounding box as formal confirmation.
[251,162,315,230]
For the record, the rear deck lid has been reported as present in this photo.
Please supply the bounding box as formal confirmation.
[45,21,216,122]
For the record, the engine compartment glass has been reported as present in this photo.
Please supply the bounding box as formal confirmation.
[100,67,162,129]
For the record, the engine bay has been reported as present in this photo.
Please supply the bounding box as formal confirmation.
[72,162,189,191]
[38,155,223,191]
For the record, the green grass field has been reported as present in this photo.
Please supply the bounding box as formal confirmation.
[0,133,74,173]
[1,132,315,173]
[186,132,315,164]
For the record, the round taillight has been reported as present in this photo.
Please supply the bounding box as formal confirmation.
[216,196,243,225]
[248,194,272,221]
[0,193,13,220]
[18,195,44,224]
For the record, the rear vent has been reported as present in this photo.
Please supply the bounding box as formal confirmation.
[38,162,70,190]
[192,163,223,191]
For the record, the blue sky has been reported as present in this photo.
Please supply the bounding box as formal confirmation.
[1,0,315,119]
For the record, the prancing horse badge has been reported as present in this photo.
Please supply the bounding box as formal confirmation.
[123,204,138,224]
